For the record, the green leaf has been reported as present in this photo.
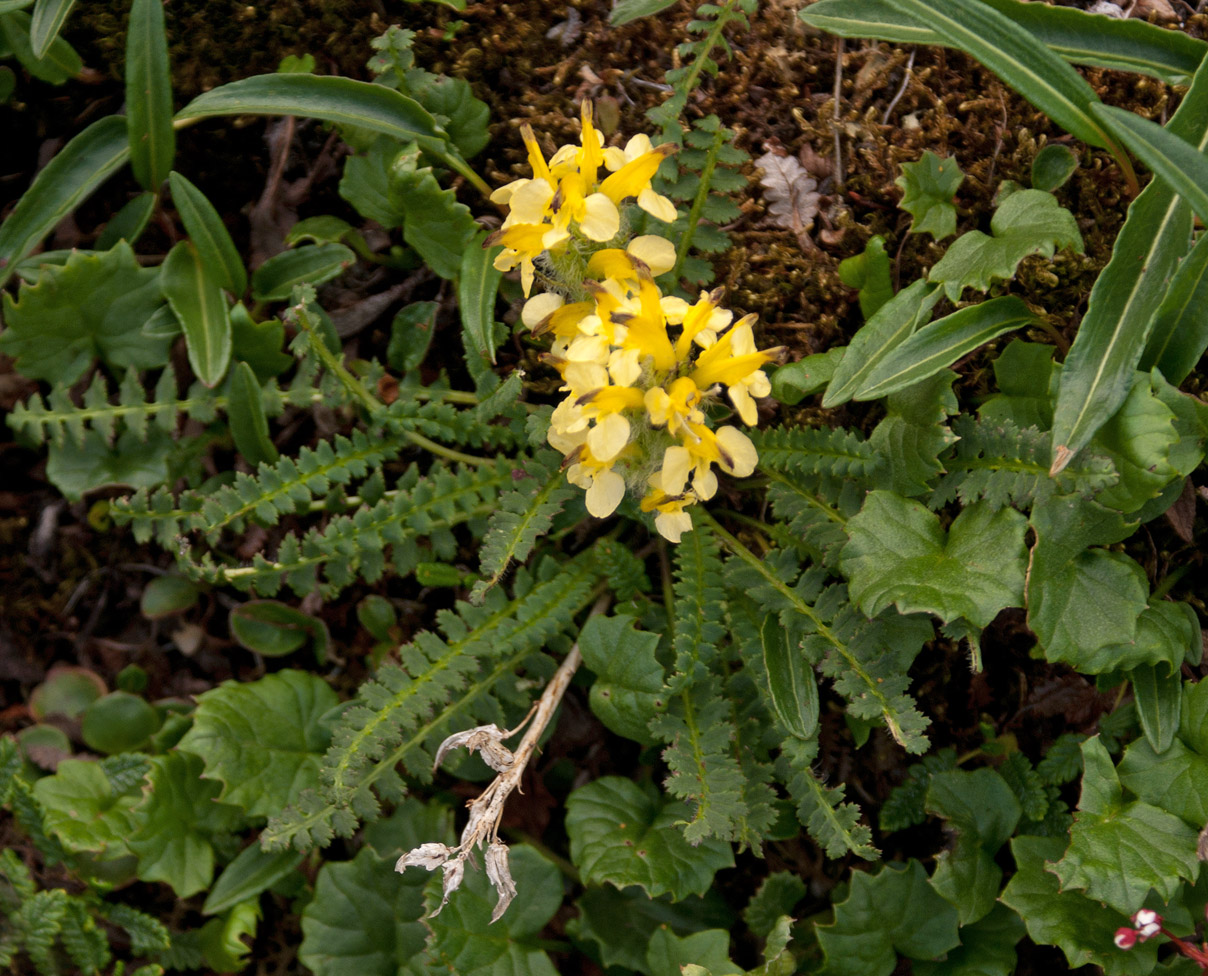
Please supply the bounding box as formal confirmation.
[743,872,806,941]
[579,614,666,746]
[913,903,1024,976]
[1141,228,1208,385]
[896,152,963,240]
[1118,737,1208,829]
[610,0,679,26]
[45,429,172,502]
[33,757,146,854]
[387,301,439,373]
[168,172,247,294]
[799,0,1208,86]
[1180,677,1208,756]
[924,768,1021,925]
[1049,60,1208,472]
[227,361,279,467]
[161,240,232,387]
[203,844,304,915]
[95,191,157,250]
[980,339,1058,429]
[856,296,1035,400]
[0,114,127,287]
[125,0,174,190]
[816,861,960,976]
[230,302,292,381]
[1026,494,1148,668]
[228,601,330,662]
[28,0,73,58]
[646,928,742,976]
[928,188,1083,301]
[759,615,818,741]
[1052,601,1198,676]
[392,164,477,281]
[414,74,490,160]
[1031,144,1078,192]
[198,899,259,973]
[140,575,202,618]
[1053,737,1200,913]
[822,279,944,407]
[0,242,169,384]
[841,492,1027,627]
[426,845,563,976]
[837,235,893,317]
[769,348,844,405]
[566,777,734,901]
[0,9,80,84]
[1132,663,1182,755]
[888,0,1124,154]
[128,751,242,898]
[460,232,504,363]
[177,670,337,820]
[81,691,162,755]
[868,370,959,495]
[1002,835,1158,975]
[250,243,355,302]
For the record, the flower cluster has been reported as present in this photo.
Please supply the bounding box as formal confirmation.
[1114,907,1208,968]
[488,104,781,542]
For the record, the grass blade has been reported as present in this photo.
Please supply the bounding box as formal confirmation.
[168,172,247,295]
[1140,230,1208,386]
[28,0,73,59]
[125,0,175,190]
[0,9,80,83]
[0,115,129,287]
[1050,62,1208,474]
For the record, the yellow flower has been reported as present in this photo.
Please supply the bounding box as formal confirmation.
[644,376,705,438]
[640,470,696,543]
[601,134,678,222]
[690,316,782,425]
[586,236,676,281]
[566,444,627,517]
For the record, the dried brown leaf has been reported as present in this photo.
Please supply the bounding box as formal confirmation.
[756,150,820,249]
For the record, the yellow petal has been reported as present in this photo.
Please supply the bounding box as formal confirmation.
[656,508,693,543]
[628,235,676,276]
[661,446,691,495]
[715,427,758,477]
[586,468,626,517]
[609,348,642,387]
[586,248,638,281]
[587,412,631,462]
[520,124,552,183]
[599,151,665,204]
[730,385,758,426]
[644,387,672,426]
[522,293,565,330]
[508,178,555,224]
[637,187,678,223]
[579,193,621,242]
[692,465,718,500]
[490,178,529,205]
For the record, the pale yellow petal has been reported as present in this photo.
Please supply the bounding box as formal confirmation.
[661,446,691,495]
[692,465,718,500]
[644,387,672,427]
[715,426,758,477]
[522,293,565,330]
[579,193,621,242]
[660,296,690,324]
[490,178,529,205]
[564,362,609,391]
[624,133,654,160]
[656,509,693,543]
[509,178,554,224]
[603,146,628,172]
[587,412,631,462]
[609,348,642,387]
[627,235,676,276]
[637,187,678,223]
[586,468,626,517]
[730,385,758,426]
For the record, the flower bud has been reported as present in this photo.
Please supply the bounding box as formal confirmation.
[1114,927,1138,950]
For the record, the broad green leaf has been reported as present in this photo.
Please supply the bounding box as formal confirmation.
[646,928,741,976]
[203,844,304,915]
[0,1,34,12]
[569,885,733,975]
[1119,738,1208,829]
[230,302,292,381]
[228,601,330,662]
[95,191,157,250]
[924,769,1021,925]
[579,614,666,745]
[841,492,1027,627]
[0,113,125,290]
[169,172,247,294]
[1053,737,1199,913]
[176,670,337,819]
[868,370,959,495]
[0,242,170,384]
[856,296,1035,399]
[45,429,172,502]
[816,860,960,976]
[1001,835,1158,976]
[1050,601,1198,675]
[387,301,439,373]
[1031,144,1078,192]
[759,615,818,741]
[800,0,1208,85]
[161,240,231,387]
[415,75,490,160]
[128,751,243,898]
[1088,371,1180,514]
[299,820,437,976]
[566,777,734,901]
[1141,229,1208,385]
[1026,494,1148,667]
[227,361,279,467]
[175,74,482,190]
[339,136,409,228]
[837,235,893,317]
[896,152,963,240]
[28,0,74,58]
[81,691,161,754]
[199,899,260,973]
[743,872,806,941]
[125,0,174,190]
[426,845,562,976]
[928,189,1083,301]
[1050,60,1208,473]
[912,903,1024,976]
[140,575,202,619]
[1132,663,1182,756]
[1180,677,1208,756]
[393,164,477,281]
[980,340,1058,429]
[611,0,678,26]
[459,232,504,364]
[33,757,147,853]
[250,243,355,302]
[769,348,844,405]
[0,9,80,84]
[822,279,943,407]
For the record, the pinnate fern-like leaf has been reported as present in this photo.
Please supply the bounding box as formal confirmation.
[752,425,876,480]
[780,737,878,860]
